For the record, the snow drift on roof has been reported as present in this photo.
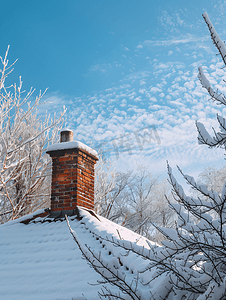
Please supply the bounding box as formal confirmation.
[0,207,151,300]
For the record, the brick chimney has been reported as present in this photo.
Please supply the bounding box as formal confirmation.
[46,129,98,216]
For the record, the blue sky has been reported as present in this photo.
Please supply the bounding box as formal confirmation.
[1,0,226,185]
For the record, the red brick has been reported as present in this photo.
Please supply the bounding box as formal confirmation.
[47,142,98,213]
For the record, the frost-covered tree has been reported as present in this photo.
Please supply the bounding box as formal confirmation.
[67,13,226,299]
[95,158,174,242]
[94,154,116,217]
[0,47,65,223]
[150,178,175,243]
[94,155,132,221]
[190,166,226,203]
[119,165,158,237]
[196,166,226,194]
[115,166,174,241]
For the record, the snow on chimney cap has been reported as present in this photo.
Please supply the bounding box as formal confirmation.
[47,140,98,159]
[60,128,73,133]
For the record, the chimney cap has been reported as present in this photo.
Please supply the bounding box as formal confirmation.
[60,129,73,143]
[46,140,98,159]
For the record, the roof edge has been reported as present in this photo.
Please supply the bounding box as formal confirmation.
[0,208,50,227]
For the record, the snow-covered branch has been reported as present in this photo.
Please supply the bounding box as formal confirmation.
[202,12,226,66]
[197,13,226,151]
[196,118,226,148]
[198,66,226,106]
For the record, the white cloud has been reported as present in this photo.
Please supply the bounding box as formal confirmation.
[120,99,127,107]
[140,80,146,86]
[150,87,162,93]
[134,96,142,102]
[89,63,108,73]
[144,35,208,47]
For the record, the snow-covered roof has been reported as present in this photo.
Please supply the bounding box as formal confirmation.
[47,141,98,158]
[0,208,150,300]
